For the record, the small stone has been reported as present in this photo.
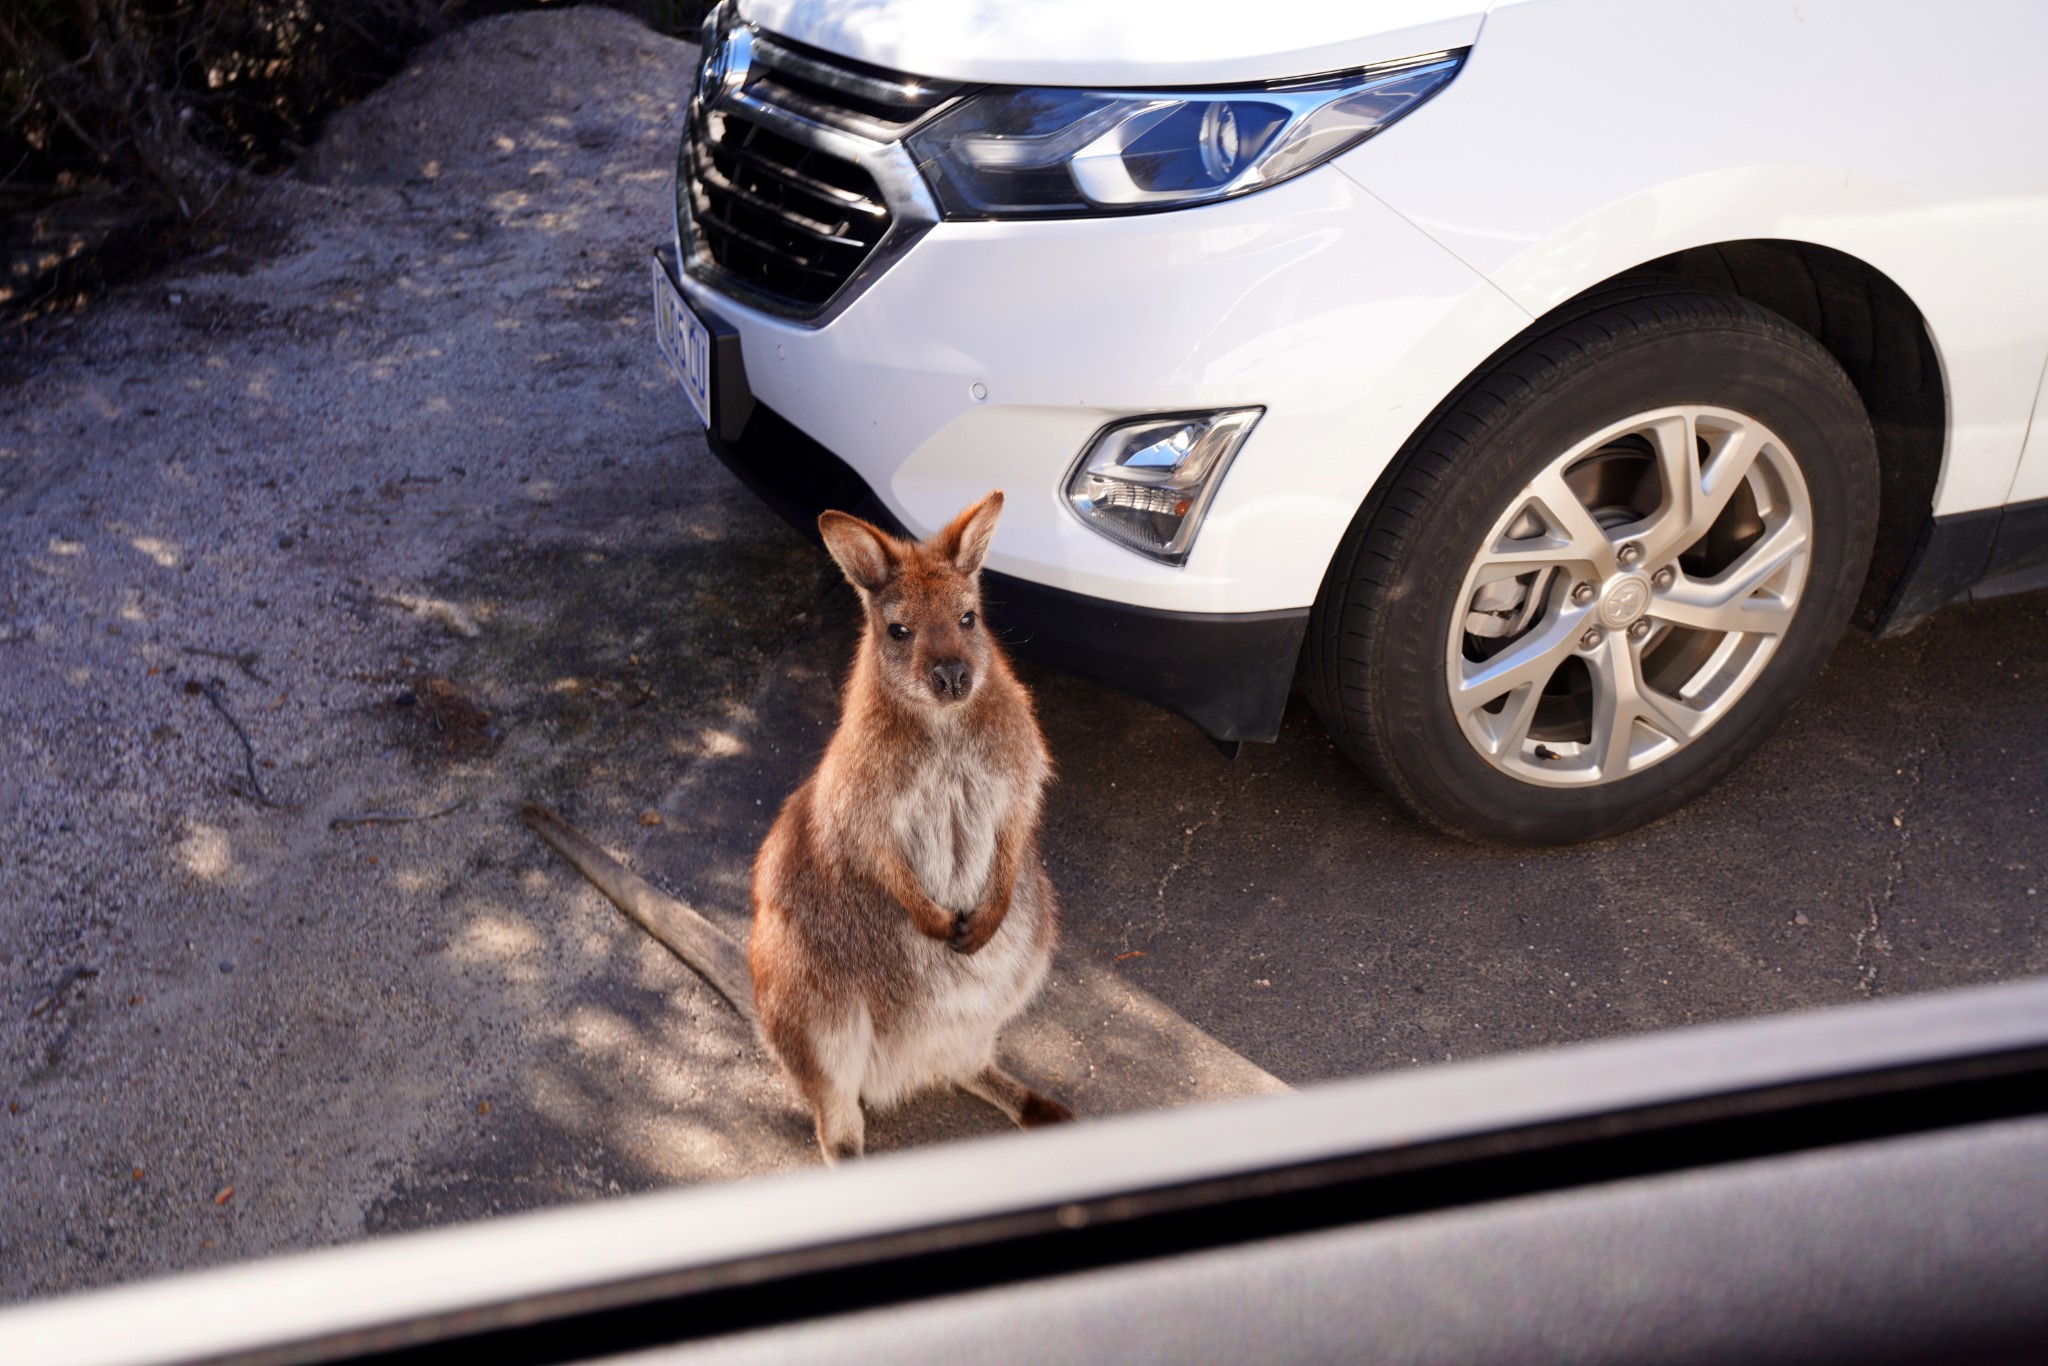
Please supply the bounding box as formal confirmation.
[1793,912,1810,926]
[277,534,295,549]
[218,961,233,974]
[638,809,663,827]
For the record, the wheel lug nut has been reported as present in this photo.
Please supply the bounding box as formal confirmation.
[1580,627,1604,650]
[1618,541,1643,566]
[1652,566,1675,590]
[1628,619,1652,641]
[1572,582,1597,606]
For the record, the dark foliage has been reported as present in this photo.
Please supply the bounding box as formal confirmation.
[0,0,713,325]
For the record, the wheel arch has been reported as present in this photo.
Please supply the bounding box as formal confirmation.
[1319,239,1944,641]
[1636,240,1945,631]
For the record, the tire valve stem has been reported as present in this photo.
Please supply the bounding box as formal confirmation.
[1533,743,1562,761]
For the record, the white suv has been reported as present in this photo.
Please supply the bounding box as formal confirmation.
[653,0,2048,844]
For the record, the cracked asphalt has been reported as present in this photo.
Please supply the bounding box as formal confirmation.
[2,3,2044,1314]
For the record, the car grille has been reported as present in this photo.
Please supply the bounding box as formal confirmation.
[678,31,957,316]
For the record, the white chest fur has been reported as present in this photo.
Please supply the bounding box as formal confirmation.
[889,743,1015,911]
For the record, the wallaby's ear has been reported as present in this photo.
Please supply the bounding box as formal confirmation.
[818,510,897,594]
[935,490,1003,577]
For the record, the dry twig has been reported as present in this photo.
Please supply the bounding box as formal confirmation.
[187,677,279,807]
[330,800,465,830]
[27,965,97,1020]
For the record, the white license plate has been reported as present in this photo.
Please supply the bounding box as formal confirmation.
[651,256,713,430]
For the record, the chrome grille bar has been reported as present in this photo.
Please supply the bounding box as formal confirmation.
[677,12,954,322]
[751,32,961,127]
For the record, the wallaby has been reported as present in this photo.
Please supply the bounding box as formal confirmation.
[522,490,1070,1165]
[752,490,1072,1162]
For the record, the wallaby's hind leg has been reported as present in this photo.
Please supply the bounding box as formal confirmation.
[960,1063,1074,1129]
[808,1080,865,1164]
[765,1008,869,1163]
[781,1055,864,1163]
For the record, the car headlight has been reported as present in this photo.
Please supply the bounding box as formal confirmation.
[906,52,1464,219]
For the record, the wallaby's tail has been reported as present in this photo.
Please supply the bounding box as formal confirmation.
[520,802,757,1025]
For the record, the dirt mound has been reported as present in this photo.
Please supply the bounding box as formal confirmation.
[300,7,683,188]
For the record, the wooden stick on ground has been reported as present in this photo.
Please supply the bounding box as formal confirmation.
[330,800,466,830]
[520,802,757,1024]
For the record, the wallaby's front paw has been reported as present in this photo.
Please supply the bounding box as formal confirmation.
[949,912,997,955]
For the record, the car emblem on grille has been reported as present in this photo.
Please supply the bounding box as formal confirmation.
[698,27,752,111]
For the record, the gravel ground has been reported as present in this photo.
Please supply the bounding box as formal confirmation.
[0,8,840,1303]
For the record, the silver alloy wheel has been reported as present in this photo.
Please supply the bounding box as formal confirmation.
[1445,405,1813,788]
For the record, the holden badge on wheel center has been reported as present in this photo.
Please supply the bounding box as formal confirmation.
[1599,576,1650,628]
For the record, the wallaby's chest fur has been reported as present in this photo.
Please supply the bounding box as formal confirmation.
[887,727,1023,912]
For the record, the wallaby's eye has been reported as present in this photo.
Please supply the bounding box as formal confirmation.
[960,611,977,631]
[887,623,911,641]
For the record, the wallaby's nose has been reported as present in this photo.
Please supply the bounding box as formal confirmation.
[930,660,972,700]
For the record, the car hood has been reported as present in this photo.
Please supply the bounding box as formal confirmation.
[735,0,1486,87]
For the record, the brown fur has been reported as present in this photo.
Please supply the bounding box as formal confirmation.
[749,492,1074,1162]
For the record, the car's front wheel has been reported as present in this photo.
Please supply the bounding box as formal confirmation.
[1308,287,1879,844]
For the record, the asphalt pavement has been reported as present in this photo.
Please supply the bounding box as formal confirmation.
[1022,589,2048,1081]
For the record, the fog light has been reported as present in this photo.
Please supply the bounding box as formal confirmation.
[1064,409,1261,564]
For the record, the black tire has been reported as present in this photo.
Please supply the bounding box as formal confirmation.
[1307,287,1879,845]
